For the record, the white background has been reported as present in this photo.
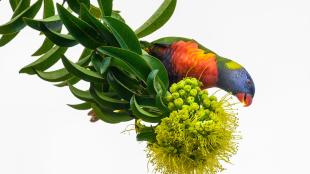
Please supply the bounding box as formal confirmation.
[1,0,310,173]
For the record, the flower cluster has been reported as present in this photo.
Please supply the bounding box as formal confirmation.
[147,77,239,174]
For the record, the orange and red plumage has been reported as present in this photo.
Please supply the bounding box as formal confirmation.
[169,41,218,88]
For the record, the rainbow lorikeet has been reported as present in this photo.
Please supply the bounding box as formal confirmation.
[144,38,255,106]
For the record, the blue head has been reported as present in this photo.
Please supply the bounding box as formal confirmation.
[216,58,255,106]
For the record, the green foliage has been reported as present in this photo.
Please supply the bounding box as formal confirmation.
[103,17,142,54]
[135,0,177,38]
[20,46,67,74]
[0,0,43,34]
[97,0,113,17]
[1,0,180,124]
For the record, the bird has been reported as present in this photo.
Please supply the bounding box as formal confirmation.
[144,39,255,107]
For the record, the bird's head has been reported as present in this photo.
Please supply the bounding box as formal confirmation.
[217,58,255,107]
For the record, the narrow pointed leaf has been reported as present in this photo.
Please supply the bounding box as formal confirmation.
[23,15,62,31]
[69,85,93,101]
[24,18,78,47]
[103,17,141,54]
[0,0,43,34]
[68,102,92,110]
[32,38,54,56]
[91,103,133,124]
[0,33,18,47]
[10,0,19,10]
[43,0,55,18]
[90,5,102,18]
[147,69,162,95]
[136,127,156,142]
[91,53,111,75]
[97,0,113,16]
[66,0,90,14]
[55,76,80,87]
[0,0,31,46]
[20,46,67,74]
[80,4,118,46]
[79,48,93,59]
[90,84,129,110]
[111,11,125,23]
[142,54,169,90]
[97,47,150,80]
[35,54,91,82]
[130,95,161,123]
[107,71,137,101]
[13,0,31,18]
[135,0,177,38]
[156,93,169,115]
[36,68,71,82]
[57,4,103,48]
[61,55,103,82]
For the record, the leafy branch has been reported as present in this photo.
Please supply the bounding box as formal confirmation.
[0,0,177,132]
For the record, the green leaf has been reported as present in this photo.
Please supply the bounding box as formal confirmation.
[43,0,55,18]
[35,54,91,82]
[78,48,92,60]
[10,0,19,10]
[69,85,93,102]
[24,18,78,47]
[57,3,103,49]
[136,127,156,142]
[13,0,31,18]
[32,18,62,56]
[38,28,77,47]
[23,15,62,31]
[20,46,67,74]
[97,0,113,17]
[111,11,125,23]
[107,70,138,101]
[0,0,31,46]
[0,0,43,34]
[108,57,141,83]
[152,36,216,54]
[36,68,71,82]
[91,53,102,73]
[31,37,54,56]
[135,0,177,38]
[91,53,111,74]
[0,33,18,47]
[91,103,133,124]
[99,57,111,74]
[97,46,150,81]
[130,95,161,123]
[103,17,141,54]
[155,92,169,116]
[89,5,102,18]
[61,55,103,82]
[142,54,169,90]
[147,69,163,95]
[54,49,92,87]
[66,0,90,14]
[68,102,92,110]
[90,84,129,110]
[55,76,80,87]
[80,4,118,46]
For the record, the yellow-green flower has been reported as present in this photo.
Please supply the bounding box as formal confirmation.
[147,77,239,174]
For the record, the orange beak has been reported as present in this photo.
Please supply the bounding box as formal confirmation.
[236,93,253,107]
